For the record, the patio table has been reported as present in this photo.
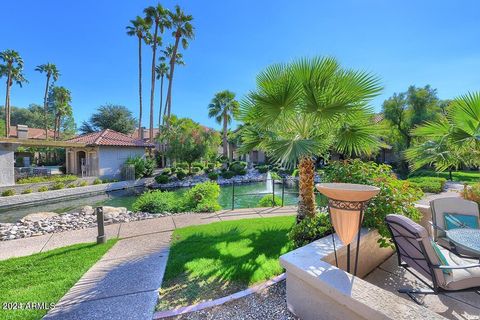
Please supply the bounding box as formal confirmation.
[446,228,480,259]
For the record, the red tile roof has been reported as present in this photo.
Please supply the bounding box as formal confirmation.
[67,129,154,147]
[9,126,55,139]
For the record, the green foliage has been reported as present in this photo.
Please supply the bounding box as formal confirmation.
[407,177,446,193]
[17,174,77,185]
[1,189,15,196]
[288,213,332,248]
[93,178,102,185]
[79,104,136,135]
[37,186,49,192]
[207,172,219,180]
[257,194,282,207]
[51,182,65,190]
[66,183,76,188]
[191,166,201,174]
[21,188,33,194]
[323,159,423,247]
[132,190,178,213]
[155,174,169,184]
[78,181,88,187]
[182,181,221,212]
[462,183,480,206]
[161,168,171,176]
[408,169,480,183]
[256,165,269,173]
[176,169,187,180]
[125,156,155,178]
[221,170,235,179]
[191,162,204,170]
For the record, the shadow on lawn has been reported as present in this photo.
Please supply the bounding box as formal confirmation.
[158,224,293,309]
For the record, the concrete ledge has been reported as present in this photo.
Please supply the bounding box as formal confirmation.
[280,229,445,320]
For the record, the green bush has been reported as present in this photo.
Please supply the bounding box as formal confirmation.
[78,181,88,187]
[182,181,221,212]
[229,161,247,174]
[257,194,282,207]
[192,162,204,170]
[125,156,155,178]
[323,159,423,247]
[51,182,65,190]
[1,189,15,197]
[208,172,219,180]
[17,174,77,185]
[175,162,189,170]
[38,186,49,192]
[221,170,235,179]
[155,175,170,184]
[21,188,33,194]
[257,165,269,173]
[191,167,201,174]
[176,169,187,180]
[132,190,177,213]
[407,177,446,193]
[66,183,76,188]
[288,213,332,248]
[161,168,171,176]
[93,178,102,185]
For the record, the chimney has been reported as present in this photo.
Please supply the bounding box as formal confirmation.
[17,125,29,139]
[140,127,146,140]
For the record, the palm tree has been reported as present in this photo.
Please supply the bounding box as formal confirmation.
[161,44,184,122]
[35,63,60,139]
[0,50,26,137]
[164,5,194,124]
[208,90,239,159]
[407,92,480,176]
[126,16,151,133]
[155,60,168,126]
[49,86,72,140]
[238,57,382,220]
[144,4,171,141]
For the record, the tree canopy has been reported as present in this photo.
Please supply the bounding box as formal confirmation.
[79,104,137,135]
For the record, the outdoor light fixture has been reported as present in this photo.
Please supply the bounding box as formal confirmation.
[316,183,380,276]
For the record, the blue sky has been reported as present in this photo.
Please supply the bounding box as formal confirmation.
[1,0,480,131]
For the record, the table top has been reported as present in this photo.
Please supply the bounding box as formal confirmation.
[446,228,480,255]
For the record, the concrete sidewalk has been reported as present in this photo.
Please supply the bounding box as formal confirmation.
[0,206,296,320]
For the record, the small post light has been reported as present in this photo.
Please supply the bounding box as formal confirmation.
[316,183,380,276]
[96,206,106,244]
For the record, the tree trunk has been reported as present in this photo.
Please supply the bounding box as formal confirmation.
[53,115,58,141]
[44,74,51,140]
[449,168,453,181]
[149,23,159,141]
[138,36,143,132]
[165,33,181,124]
[5,71,11,137]
[223,112,228,158]
[297,157,316,222]
[158,75,164,127]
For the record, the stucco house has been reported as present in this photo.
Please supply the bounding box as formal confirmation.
[65,129,153,179]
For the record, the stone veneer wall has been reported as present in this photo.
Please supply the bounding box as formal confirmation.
[0,145,15,187]
[0,177,98,195]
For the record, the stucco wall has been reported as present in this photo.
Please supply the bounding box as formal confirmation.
[0,144,16,187]
[98,147,145,178]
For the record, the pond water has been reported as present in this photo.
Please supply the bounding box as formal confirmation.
[0,180,326,223]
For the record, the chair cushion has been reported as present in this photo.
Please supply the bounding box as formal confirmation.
[430,240,452,275]
[443,213,479,230]
[440,247,480,291]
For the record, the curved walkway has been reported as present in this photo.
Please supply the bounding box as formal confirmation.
[2,206,295,320]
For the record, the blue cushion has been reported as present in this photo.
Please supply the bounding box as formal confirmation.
[430,240,452,275]
[443,213,479,230]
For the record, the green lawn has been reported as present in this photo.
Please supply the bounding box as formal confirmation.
[157,216,295,310]
[409,170,480,184]
[0,240,117,320]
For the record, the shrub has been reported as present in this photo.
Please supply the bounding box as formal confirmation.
[288,213,332,248]
[191,166,201,174]
[207,163,215,171]
[1,189,15,197]
[161,168,171,176]
[257,194,282,207]
[192,162,204,170]
[78,181,88,187]
[462,183,480,205]
[176,169,187,180]
[208,172,219,181]
[155,175,169,184]
[93,178,102,185]
[125,156,155,178]
[182,181,221,212]
[175,162,189,170]
[66,183,76,188]
[221,170,235,179]
[21,188,33,194]
[229,161,247,174]
[407,177,446,193]
[17,174,77,184]
[132,190,177,213]
[51,182,65,190]
[236,168,247,175]
[38,186,49,192]
[59,165,66,174]
[323,159,423,247]
[257,165,269,173]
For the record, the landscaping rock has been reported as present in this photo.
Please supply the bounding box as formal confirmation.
[79,206,94,216]
[22,212,59,222]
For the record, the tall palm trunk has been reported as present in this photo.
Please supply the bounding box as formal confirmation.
[43,74,51,139]
[297,157,316,221]
[158,75,164,126]
[137,36,143,132]
[165,33,181,124]
[149,23,159,141]
[4,71,11,137]
[222,112,228,158]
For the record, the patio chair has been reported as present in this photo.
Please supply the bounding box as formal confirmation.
[385,214,480,304]
[430,197,480,257]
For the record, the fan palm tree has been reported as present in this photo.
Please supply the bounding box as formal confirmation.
[0,50,27,137]
[144,4,171,141]
[238,57,382,220]
[407,92,480,175]
[126,16,151,132]
[49,86,72,140]
[155,60,168,126]
[35,63,60,139]
[164,5,194,124]
[208,90,239,159]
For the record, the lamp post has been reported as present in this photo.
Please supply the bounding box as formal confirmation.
[315,183,380,276]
